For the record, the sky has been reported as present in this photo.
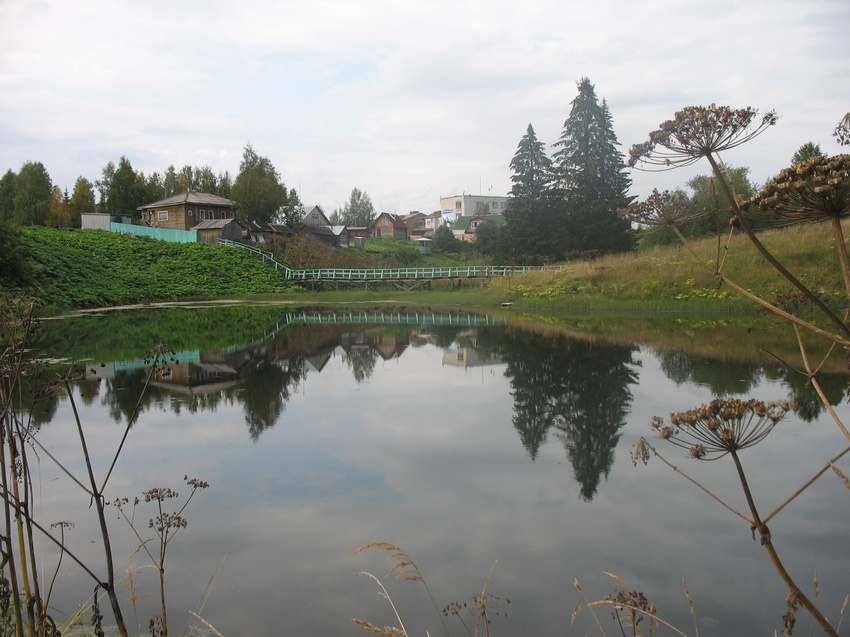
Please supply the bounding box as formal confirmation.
[1,0,848,216]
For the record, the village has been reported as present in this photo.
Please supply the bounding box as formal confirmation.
[80,190,508,254]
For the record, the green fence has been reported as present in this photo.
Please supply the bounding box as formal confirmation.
[111,222,198,243]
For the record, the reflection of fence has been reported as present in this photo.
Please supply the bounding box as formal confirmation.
[283,311,502,326]
[218,239,563,283]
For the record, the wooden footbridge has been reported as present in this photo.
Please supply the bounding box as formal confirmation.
[219,239,563,289]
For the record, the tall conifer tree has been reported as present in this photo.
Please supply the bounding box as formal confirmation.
[551,78,634,255]
[502,123,558,264]
[509,123,553,200]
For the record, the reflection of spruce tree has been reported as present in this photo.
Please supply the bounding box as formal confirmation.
[491,328,638,498]
[774,366,848,422]
[552,341,638,500]
[341,346,378,384]
[239,358,307,440]
[656,349,761,395]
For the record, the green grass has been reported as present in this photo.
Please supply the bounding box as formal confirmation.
[2,220,846,313]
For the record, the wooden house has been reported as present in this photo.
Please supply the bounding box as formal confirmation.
[453,214,505,242]
[301,224,338,246]
[138,191,235,231]
[372,212,409,239]
[193,218,243,244]
[302,205,331,227]
[403,212,427,236]
[329,225,350,248]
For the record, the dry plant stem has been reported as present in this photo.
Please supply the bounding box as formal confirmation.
[793,324,850,441]
[101,359,159,492]
[763,444,850,524]
[0,422,25,637]
[729,450,838,636]
[67,388,129,637]
[668,225,850,347]
[8,433,36,634]
[705,153,850,339]
[644,440,753,523]
[588,600,690,637]
[831,216,850,301]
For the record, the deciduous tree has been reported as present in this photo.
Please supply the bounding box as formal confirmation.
[45,186,71,228]
[338,187,376,227]
[97,156,147,219]
[231,144,294,223]
[13,161,52,226]
[0,169,16,223]
[70,177,97,226]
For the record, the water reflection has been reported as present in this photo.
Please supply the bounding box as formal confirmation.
[23,306,850,636]
[54,316,641,500]
[30,308,848,499]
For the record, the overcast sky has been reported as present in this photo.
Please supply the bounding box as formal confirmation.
[1,0,848,215]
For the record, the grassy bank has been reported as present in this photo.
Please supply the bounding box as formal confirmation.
[1,220,845,313]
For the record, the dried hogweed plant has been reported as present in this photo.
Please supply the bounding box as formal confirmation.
[834,113,850,147]
[630,104,850,343]
[633,398,848,637]
[628,104,777,170]
[750,154,850,298]
[113,476,209,637]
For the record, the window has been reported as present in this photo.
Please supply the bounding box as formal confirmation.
[157,210,168,221]
[198,209,206,220]
[492,202,498,209]
[455,201,461,209]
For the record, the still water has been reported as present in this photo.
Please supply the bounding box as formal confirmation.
[23,304,850,636]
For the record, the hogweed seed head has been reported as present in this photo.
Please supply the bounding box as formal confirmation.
[749,154,850,222]
[629,104,777,170]
[650,398,789,460]
[618,188,706,227]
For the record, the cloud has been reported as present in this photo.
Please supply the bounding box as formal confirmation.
[1,0,848,211]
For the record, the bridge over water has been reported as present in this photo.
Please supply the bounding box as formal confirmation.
[219,239,563,288]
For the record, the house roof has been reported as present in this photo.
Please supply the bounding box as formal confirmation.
[373,212,408,228]
[454,214,505,232]
[192,219,236,230]
[137,191,234,210]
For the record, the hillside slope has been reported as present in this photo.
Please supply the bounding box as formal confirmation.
[4,227,300,308]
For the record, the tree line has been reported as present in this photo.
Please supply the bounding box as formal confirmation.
[0,143,305,230]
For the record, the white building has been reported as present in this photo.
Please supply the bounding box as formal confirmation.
[439,194,508,224]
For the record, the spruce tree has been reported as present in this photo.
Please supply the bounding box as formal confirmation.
[509,123,553,200]
[551,78,634,255]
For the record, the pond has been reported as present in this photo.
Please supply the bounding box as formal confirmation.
[15,303,850,636]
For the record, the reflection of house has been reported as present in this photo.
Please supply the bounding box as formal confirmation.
[442,334,502,369]
[373,334,409,360]
[138,192,235,230]
[152,360,239,394]
[372,213,409,239]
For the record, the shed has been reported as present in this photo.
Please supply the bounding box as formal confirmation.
[414,237,432,254]
[193,218,243,244]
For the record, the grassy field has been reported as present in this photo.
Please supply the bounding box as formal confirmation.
[1,220,846,313]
